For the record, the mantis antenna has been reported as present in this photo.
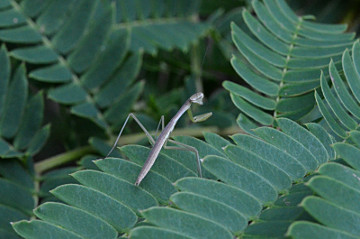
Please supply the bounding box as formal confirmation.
[105,92,212,186]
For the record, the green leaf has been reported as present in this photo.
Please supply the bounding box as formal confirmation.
[104,81,144,128]
[95,52,142,108]
[0,64,27,139]
[0,8,26,27]
[29,64,72,83]
[229,57,279,97]
[170,192,247,233]
[80,29,129,90]
[0,178,34,215]
[253,127,318,171]
[141,207,233,239]
[130,226,193,239]
[0,44,9,117]
[175,177,262,218]
[320,71,357,130]
[0,158,37,238]
[276,118,329,164]
[67,5,113,74]
[12,220,83,239]
[307,176,360,214]
[318,163,360,192]
[225,145,292,191]
[230,93,274,125]
[223,81,276,110]
[332,143,360,170]
[0,205,27,234]
[236,114,258,135]
[301,196,360,237]
[70,103,106,129]
[343,49,360,103]
[305,123,335,159]
[71,170,158,212]
[35,0,75,35]
[51,184,137,232]
[329,59,360,119]
[11,46,58,64]
[13,92,44,150]
[203,132,231,153]
[231,134,306,180]
[48,83,87,104]
[315,91,347,138]
[260,207,306,221]
[203,155,278,203]
[52,0,97,54]
[34,202,117,239]
[0,26,42,43]
[244,221,291,238]
[288,221,359,239]
[94,158,176,204]
[26,124,50,156]
[39,167,78,201]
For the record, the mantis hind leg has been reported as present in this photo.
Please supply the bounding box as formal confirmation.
[105,113,164,158]
[164,139,203,178]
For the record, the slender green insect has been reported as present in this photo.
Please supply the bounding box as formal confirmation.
[105,92,212,186]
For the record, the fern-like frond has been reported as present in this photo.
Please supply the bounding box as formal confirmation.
[223,0,354,129]
[288,161,360,239]
[0,0,141,132]
[12,119,334,238]
[0,159,35,239]
[242,181,313,238]
[286,41,360,238]
[0,0,210,133]
[315,40,360,140]
[0,45,49,158]
[127,120,333,238]
[0,45,49,238]
[113,0,210,55]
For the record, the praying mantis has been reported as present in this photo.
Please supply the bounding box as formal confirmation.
[105,92,212,186]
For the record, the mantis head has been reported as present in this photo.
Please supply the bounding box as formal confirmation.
[189,92,205,105]
[188,92,212,122]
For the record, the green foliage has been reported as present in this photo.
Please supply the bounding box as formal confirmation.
[286,40,360,239]
[316,40,360,140]
[0,0,210,131]
[0,45,49,158]
[12,121,334,238]
[0,159,34,239]
[0,0,359,238]
[223,0,355,128]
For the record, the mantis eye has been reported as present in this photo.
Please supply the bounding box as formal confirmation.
[190,92,204,104]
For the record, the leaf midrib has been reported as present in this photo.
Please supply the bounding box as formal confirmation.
[274,17,304,118]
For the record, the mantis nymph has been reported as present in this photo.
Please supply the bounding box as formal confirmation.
[105,92,212,186]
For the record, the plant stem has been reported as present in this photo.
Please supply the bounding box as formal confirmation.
[191,43,204,93]
[114,125,242,145]
[35,126,243,174]
[35,146,95,174]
